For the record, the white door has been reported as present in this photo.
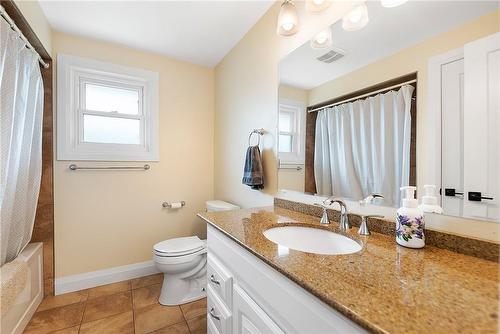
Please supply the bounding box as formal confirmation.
[463,32,500,222]
[233,285,284,334]
[441,57,465,217]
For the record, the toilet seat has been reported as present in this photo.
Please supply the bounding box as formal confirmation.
[153,237,206,257]
[154,247,207,265]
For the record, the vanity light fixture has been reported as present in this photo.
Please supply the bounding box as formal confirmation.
[342,3,369,31]
[305,0,332,13]
[381,0,408,8]
[310,27,333,49]
[277,0,299,36]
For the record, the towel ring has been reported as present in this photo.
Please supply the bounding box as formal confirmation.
[248,128,265,146]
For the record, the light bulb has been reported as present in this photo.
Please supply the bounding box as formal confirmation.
[306,0,332,13]
[310,27,333,49]
[277,0,299,36]
[342,3,369,31]
[381,0,408,8]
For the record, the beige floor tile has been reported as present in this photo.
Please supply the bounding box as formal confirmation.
[23,303,85,334]
[132,283,161,309]
[49,326,80,334]
[134,304,184,334]
[36,290,88,312]
[87,280,131,299]
[187,314,207,334]
[82,291,133,323]
[79,311,134,334]
[150,321,190,334]
[180,298,207,320]
[131,273,163,289]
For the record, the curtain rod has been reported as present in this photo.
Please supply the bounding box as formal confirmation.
[308,79,417,113]
[0,5,49,69]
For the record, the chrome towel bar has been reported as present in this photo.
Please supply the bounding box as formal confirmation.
[69,164,151,171]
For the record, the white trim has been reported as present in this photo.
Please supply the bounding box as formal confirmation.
[57,54,159,161]
[427,47,464,192]
[278,98,305,164]
[55,260,160,295]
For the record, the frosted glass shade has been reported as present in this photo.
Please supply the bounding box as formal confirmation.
[305,0,332,13]
[277,0,299,36]
[310,27,332,49]
[342,3,369,31]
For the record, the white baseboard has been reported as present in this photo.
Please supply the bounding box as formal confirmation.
[55,260,160,295]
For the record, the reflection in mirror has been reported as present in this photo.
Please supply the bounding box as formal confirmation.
[277,1,499,222]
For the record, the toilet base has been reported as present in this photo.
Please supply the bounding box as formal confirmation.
[158,273,206,306]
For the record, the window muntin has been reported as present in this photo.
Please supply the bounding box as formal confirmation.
[57,54,159,161]
[78,78,144,146]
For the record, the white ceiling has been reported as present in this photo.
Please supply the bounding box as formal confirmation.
[39,1,274,68]
[280,1,499,90]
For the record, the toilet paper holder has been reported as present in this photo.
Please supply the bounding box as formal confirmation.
[162,201,186,209]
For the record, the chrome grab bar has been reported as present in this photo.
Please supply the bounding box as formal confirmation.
[69,164,150,171]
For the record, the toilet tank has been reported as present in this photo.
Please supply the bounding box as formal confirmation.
[206,200,240,212]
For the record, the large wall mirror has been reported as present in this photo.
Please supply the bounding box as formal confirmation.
[277,1,499,223]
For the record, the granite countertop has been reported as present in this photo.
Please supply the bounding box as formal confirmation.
[198,206,499,334]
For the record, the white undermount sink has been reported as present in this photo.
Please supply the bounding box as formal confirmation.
[263,226,362,255]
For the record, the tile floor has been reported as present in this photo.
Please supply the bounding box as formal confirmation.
[23,274,207,334]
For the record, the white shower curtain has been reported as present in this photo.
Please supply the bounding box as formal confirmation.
[0,17,44,266]
[314,85,414,207]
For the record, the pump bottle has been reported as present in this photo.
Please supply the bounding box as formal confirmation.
[396,186,425,248]
[419,184,443,214]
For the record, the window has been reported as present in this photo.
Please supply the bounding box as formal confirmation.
[57,54,159,161]
[278,101,304,163]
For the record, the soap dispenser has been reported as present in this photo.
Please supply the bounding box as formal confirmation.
[396,186,425,249]
[419,184,443,214]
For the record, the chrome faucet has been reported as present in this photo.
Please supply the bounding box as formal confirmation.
[321,197,350,230]
[358,214,384,236]
[359,193,384,206]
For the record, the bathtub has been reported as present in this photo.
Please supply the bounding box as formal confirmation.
[1,243,43,334]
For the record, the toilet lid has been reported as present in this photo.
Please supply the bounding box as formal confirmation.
[153,236,205,256]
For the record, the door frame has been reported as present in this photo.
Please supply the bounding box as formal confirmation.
[427,47,464,198]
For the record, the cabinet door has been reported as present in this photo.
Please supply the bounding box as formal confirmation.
[463,32,500,222]
[233,285,284,334]
[441,57,465,217]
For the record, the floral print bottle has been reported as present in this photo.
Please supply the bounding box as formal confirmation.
[396,186,425,249]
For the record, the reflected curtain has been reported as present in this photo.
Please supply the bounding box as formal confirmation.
[314,85,414,207]
[0,17,44,265]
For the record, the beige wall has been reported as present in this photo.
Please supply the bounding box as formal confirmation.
[278,84,308,192]
[14,0,52,54]
[52,32,214,277]
[214,1,359,208]
[308,10,500,194]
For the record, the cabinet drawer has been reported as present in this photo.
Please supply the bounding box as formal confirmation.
[207,285,232,334]
[207,254,233,308]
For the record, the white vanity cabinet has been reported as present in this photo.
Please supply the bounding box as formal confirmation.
[206,224,367,334]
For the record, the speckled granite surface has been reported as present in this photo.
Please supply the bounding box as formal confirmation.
[275,198,500,262]
[198,206,499,334]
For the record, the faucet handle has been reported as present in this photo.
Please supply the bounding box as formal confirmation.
[360,194,384,206]
[314,203,330,224]
[358,214,384,236]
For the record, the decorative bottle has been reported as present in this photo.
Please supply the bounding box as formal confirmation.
[396,186,425,249]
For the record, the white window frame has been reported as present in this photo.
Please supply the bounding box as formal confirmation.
[57,54,159,161]
[278,99,305,164]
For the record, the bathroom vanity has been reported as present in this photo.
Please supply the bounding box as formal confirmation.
[198,206,499,334]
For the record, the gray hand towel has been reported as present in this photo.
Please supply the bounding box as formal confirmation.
[242,145,264,190]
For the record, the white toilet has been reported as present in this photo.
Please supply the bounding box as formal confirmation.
[153,200,239,305]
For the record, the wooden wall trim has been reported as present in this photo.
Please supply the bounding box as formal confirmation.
[2,0,54,296]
